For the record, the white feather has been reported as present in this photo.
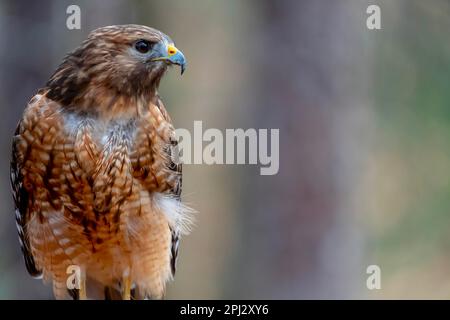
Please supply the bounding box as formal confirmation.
[153,193,195,235]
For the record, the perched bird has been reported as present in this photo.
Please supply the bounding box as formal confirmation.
[10,25,191,299]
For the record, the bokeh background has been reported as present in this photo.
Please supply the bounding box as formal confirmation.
[0,0,449,299]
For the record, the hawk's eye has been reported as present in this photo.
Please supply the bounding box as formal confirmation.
[134,40,152,54]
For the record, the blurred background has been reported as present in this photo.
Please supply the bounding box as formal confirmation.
[0,0,449,299]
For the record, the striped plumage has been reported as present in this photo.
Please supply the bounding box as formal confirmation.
[10,25,190,299]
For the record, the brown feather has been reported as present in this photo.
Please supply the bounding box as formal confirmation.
[11,25,187,299]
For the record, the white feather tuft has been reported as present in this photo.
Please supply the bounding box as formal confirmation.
[153,193,195,235]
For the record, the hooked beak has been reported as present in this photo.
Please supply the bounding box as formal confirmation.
[152,43,186,75]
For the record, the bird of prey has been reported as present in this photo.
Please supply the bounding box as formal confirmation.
[10,25,191,300]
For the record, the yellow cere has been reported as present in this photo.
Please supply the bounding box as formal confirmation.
[167,44,178,56]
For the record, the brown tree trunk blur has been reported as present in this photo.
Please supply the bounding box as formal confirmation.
[226,0,370,298]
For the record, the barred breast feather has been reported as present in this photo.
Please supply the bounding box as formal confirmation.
[11,93,192,299]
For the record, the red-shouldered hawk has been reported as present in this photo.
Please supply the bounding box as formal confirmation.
[10,25,191,300]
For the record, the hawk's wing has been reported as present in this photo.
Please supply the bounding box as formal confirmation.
[168,151,182,276]
[11,119,42,277]
[155,96,182,276]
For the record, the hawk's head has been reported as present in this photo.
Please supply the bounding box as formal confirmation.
[45,25,186,109]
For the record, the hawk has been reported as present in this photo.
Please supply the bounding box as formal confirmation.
[10,25,191,299]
